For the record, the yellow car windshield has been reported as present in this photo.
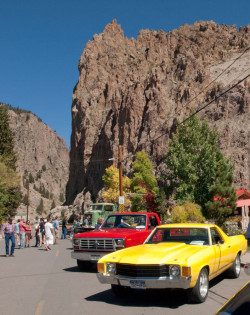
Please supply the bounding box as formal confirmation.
[146,227,209,246]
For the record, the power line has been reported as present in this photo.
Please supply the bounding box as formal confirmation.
[151,68,250,143]
[149,46,250,143]
[178,71,250,127]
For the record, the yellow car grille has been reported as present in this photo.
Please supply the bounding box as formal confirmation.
[116,263,170,277]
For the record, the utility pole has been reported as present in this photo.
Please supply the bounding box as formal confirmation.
[118,145,124,212]
[27,182,29,221]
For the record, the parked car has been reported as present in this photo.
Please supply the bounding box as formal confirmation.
[97,223,247,303]
[71,212,161,270]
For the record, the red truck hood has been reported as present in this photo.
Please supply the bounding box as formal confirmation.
[74,228,147,238]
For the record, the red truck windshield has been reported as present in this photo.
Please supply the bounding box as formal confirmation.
[102,214,147,229]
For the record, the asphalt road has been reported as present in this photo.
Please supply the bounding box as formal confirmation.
[0,236,250,315]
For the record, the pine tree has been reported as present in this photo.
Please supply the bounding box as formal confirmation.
[205,152,237,225]
[36,199,44,215]
[0,104,21,222]
[165,113,236,223]
[0,105,17,168]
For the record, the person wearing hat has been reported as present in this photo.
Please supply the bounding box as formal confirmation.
[1,217,17,257]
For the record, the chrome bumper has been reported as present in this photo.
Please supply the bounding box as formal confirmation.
[97,273,192,289]
[71,251,110,262]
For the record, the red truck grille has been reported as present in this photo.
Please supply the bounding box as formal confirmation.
[80,238,114,251]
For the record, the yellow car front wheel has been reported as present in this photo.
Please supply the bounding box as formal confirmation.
[188,268,209,303]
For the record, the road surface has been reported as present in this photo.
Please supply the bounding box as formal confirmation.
[0,235,249,315]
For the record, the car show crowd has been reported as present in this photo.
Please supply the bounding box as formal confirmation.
[0,215,66,256]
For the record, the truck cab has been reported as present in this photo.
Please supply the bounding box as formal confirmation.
[71,212,161,270]
[84,203,117,227]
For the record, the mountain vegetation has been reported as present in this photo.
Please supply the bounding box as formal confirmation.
[0,104,21,223]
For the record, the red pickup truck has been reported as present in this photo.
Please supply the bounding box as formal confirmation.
[71,212,161,270]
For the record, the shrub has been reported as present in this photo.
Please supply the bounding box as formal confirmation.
[172,202,205,223]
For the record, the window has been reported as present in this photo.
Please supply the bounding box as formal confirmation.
[146,228,209,245]
[210,228,223,245]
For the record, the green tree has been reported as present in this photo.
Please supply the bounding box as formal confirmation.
[0,105,17,168]
[0,104,21,222]
[28,173,34,183]
[205,153,237,225]
[165,113,236,222]
[131,150,159,211]
[36,198,44,215]
[0,160,21,223]
[22,194,28,205]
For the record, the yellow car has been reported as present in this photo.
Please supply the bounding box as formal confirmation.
[97,223,247,303]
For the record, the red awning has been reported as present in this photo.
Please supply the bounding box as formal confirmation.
[237,199,250,207]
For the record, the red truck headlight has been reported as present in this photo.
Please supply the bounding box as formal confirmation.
[73,238,80,249]
[114,238,125,249]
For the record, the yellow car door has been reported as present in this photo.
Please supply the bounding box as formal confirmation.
[211,227,232,273]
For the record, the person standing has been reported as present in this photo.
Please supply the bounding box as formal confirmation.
[25,220,32,247]
[1,217,16,257]
[39,218,45,246]
[19,218,26,249]
[94,217,104,230]
[34,221,40,247]
[61,216,68,239]
[15,219,20,247]
[45,217,54,250]
[53,216,59,244]
[83,215,91,227]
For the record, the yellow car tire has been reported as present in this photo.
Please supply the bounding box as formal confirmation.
[227,254,241,279]
[188,268,209,303]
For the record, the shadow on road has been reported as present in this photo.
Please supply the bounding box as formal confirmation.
[85,288,189,309]
[63,266,97,273]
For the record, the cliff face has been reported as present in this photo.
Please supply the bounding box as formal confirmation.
[67,20,250,204]
[8,109,69,218]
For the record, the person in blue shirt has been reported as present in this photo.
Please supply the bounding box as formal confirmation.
[53,216,59,244]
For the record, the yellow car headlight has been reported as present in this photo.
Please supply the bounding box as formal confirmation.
[106,262,116,275]
[170,265,180,277]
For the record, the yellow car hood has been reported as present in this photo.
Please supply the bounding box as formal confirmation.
[111,243,208,265]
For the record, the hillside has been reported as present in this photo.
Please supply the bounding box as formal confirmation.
[6,105,70,218]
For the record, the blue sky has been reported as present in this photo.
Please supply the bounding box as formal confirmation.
[0,0,249,147]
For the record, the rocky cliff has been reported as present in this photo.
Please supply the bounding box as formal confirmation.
[67,20,250,206]
[7,108,69,218]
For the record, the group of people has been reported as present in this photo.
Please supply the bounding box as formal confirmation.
[1,215,61,256]
[34,216,59,250]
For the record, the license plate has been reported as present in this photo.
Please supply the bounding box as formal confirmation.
[130,280,146,289]
[90,255,101,261]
